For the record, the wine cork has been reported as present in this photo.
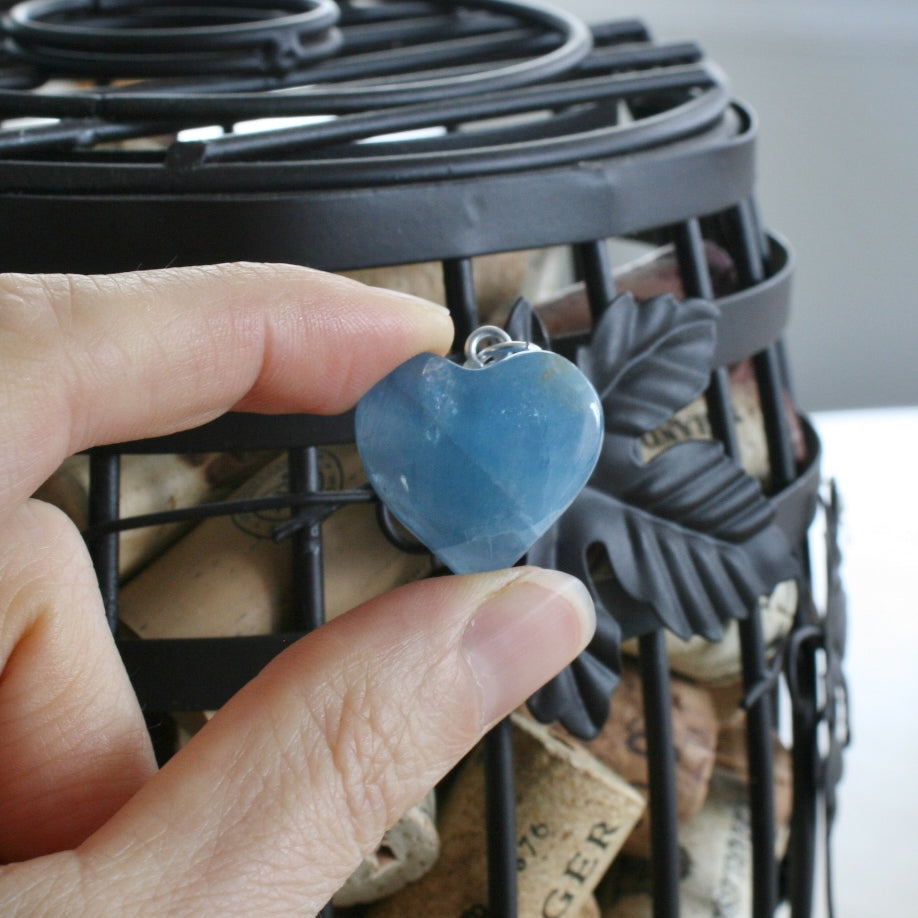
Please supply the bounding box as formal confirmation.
[341,263,448,306]
[638,363,770,484]
[33,456,90,527]
[531,242,739,338]
[637,359,807,488]
[341,250,530,325]
[334,791,440,907]
[366,712,645,918]
[556,663,719,859]
[473,251,534,325]
[621,579,798,686]
[33,451,276,579]
[715,713,794,856]
[596,769,755,918]
[706,680,746,725]
[119,446,434,639]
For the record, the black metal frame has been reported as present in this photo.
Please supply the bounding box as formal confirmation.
[0,3,840,916]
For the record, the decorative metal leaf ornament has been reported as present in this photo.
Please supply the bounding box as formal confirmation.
[817,481,849,839]
[523,597,623,739]
[786,481,849,853]
[527,292,799,739]
[578,290,718,438]
[504,295,551,350]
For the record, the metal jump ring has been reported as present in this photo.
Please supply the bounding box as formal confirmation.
[463,324,540,368]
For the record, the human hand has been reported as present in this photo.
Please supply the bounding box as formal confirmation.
[0,265,595,915]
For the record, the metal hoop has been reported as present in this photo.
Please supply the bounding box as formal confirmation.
[463,325,540,368]
[2,0,342,74]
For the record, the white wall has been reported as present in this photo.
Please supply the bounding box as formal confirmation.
[557,0,918,410]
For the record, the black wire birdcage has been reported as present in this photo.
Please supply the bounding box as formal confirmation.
[0,2,847,916]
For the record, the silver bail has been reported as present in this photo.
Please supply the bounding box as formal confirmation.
[463,325,541,369]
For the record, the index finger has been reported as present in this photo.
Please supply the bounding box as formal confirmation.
[0,263,453,508]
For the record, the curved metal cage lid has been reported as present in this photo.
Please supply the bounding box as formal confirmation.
[0,0,730,195]
[0,0,753,279]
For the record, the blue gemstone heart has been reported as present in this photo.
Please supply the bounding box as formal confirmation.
[355,348,603,574]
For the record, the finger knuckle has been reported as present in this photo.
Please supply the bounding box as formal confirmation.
[323,669,412,841]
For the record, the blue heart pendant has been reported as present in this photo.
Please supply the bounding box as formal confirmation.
[355,327,603,574]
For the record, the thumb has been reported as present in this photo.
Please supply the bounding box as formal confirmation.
[36,567,594,916]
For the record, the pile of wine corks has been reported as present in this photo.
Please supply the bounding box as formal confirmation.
[367,714,646,918]
[348,660,792,917]
[32,248,801,915]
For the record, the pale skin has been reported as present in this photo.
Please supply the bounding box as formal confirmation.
[0,264,595,916]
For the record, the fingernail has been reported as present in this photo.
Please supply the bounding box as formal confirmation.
[461,568,596,729]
